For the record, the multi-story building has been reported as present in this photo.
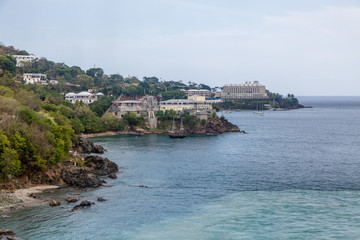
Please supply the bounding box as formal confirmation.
[110,95,159,128]
[187,89,211,98]
[23,73,47,84]
[65,91,104,104]
[13,55,38,67]
[221,81,268,100]
[188,95,206,102]
[160,99,212,113]
[110,95,159,118]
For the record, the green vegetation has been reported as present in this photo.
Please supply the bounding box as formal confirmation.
[214,91,303,110]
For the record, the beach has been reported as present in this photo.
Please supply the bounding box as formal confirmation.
[0,185,59,212]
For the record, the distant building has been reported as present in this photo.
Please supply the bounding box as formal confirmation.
[110,95,159,128]
[221,81,268,100]
[110,95,159,118]
[49,80,59,85]
[160,99,212,113]
[23,73,47,84]
[65,91,104,104]
[13,55,38,67]
[187,89,211,98]
[188,95,206,102]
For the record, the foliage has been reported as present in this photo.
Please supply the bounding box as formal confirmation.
[212,104,220,112]
[102,113,125,131]
[161,90,186,100]
[122,112,143,128]
[0,54,16,77]
[88,96,113,117]
[0,131,22,180]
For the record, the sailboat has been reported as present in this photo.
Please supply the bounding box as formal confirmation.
[253,101,263,114]
[168,118,187,138]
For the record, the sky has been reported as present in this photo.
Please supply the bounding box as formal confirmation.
[0,0,360,96]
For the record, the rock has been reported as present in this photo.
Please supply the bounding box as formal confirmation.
[108,173,117,179]
[0,229,15,235]
[84,156,118,176]
[29,193,37,198]
[49,200,61,206]
[60,166,103,188]
[71,200,93,211]
[74,138,105,154]
[65,197,78,203]
[138,185,148,188]
[97,197,106,202]
[79,200,93,207]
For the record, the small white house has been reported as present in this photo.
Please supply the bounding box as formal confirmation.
[65,91,104,104]
[13,55,38,67]
[23,73,47,84]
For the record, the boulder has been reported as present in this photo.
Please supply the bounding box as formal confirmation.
[84,156,118,176]
[79,200,93,207]
[71,200,94,211]
[49,200,61,207]
[65,197,78,203]
[74,138,105,154]
[60,167,103,188]
[97,197,106,202]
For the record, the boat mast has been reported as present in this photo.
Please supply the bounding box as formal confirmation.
[180,118,184,132]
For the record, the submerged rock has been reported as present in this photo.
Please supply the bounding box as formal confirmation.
[97,197,106,202]
[108,173,117,179]
[0,229,15,235]
[49,200,61,207]
[71,200,94,211]
[65,197,78,203]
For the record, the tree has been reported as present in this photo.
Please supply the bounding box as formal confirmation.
[143,76,159,83]
[0,54,16,76]
[122,112,141,128]
[0,131,22,180]
[77,74,94,89]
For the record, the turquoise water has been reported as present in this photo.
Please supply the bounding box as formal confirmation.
[1,96,360,239]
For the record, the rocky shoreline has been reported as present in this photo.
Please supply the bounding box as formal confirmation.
[0,138,118,212]
[81,117,240,138]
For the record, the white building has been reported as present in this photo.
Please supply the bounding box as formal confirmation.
[49,80,59,85]
[65,91,104,104]
[23,73,47,84]
[160,99,212,113]
[221,81,268,100]
[187,89,212,98]
[13,55,38,67]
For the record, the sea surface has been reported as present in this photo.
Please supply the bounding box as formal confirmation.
[1,96,360,240]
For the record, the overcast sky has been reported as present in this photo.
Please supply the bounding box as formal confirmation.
[1,0,359,96]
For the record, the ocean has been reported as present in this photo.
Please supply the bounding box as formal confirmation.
[1,96,360,240]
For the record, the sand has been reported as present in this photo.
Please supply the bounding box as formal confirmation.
[0,185,59,212]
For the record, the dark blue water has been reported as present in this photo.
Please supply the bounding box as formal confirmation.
[1,96,360,239]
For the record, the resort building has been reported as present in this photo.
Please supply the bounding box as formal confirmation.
[188,95,206,102]
[221,81,268,100]
[160,99,212,113]
[65,91,104,104]
[23,73,47,84]
[187,89,211,98]
[13,55,38,67]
